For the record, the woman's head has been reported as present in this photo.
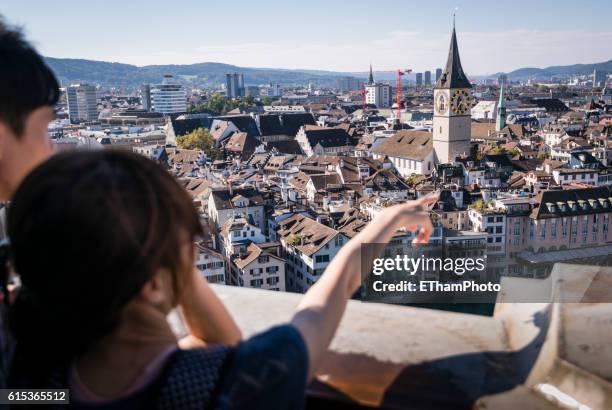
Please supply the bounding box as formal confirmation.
[7,149,202,384]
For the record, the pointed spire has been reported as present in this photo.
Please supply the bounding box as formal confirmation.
[498,82,506,108]
[496,83,507,132]
[368,63,374,85]
[435,23,472,89]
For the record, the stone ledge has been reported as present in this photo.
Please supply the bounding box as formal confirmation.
[168,275,612,409]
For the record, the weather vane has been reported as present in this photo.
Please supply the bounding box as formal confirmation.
[453,7,459,28]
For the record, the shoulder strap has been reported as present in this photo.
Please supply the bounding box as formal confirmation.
[157,345,232,410]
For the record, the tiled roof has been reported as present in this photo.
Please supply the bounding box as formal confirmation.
[264,139,303,155]
[288,172,310,191]
[309,173,342,190]
[210,187,264,210]
[219,115,261,137]
[263,155,294,171]
[234,242,283,270]
[532,186,612,219]
[371,130,433,161]
[471,122,497,139]
[168,149,200,164]
[365,169,410,192]
[278,214,340,256]
[224,132,259,153]
[302,127,352,149]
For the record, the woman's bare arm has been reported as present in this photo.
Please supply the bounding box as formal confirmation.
[179,268,242,347]
[291,194,438,379]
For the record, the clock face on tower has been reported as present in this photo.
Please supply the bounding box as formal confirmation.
[435,93,447,115]
[450,89,472,115]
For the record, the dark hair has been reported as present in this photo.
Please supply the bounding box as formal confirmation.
[0,16,60,137]
[7,150,203,387]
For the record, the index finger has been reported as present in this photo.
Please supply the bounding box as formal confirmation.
[416,192,439,207]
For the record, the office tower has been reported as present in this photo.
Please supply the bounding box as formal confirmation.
[225,73,245,99]
[337,76,363,92]
[66,83,98,123]
[150,75,187,114]
[435,68,442,82]
[593,69,607,87]
[141,84,151,111]
[416,72,423,86]
[424,71,431,85]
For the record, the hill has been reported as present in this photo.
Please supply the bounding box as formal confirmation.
[45,56,612,88]
[499,60,612,80]
[44,57,357,88]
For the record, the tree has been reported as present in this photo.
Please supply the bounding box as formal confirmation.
[493,146,519,157]
[288,234,302,246]
[537,152,550,160]
[176,128,221,160]
[190,93,226,114]
[471,199,485,210]
[537,85,550,93]
[405,174,420,187]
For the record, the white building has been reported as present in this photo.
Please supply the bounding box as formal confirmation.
[195,244,226,284]
[552,168,598,187]
[365,83,391,108]
[471,101,497,120]
[371,130,435,177]
[278,214,349,293]
[208,187,266,231]
[66,84,98,123]
[468,208,506,254]
[151,75,187,114]
[219,216,267,258]
[230,242,286,291]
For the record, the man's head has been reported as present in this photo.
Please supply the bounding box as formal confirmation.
[0,18,59,201]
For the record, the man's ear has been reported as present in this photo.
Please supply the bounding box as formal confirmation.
[140,271,168,307]
[0,122,8,162]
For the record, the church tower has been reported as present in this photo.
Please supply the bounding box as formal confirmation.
[496,83,506,132]
[432,23,473,164]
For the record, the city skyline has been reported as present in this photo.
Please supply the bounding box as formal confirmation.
[3,0,612,75]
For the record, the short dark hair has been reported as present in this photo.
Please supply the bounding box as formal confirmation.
[0,16,59,137]
[8,150,203,387]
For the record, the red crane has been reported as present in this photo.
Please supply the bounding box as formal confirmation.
[350,88,368,120]
[372,68,412,123]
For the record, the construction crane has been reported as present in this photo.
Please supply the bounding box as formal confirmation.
[372,69,413,123]
[354,88,367,119]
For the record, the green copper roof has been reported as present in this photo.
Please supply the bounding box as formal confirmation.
[498,83,506,108]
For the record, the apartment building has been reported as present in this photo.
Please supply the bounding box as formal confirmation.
[66,83,97,123]
[468,208,507,254]
[526,187,612,252]
[230,242,286,291]
[151,75,187,114]
[278,214,349,293]
[195,244,226,284]
[208,187,265,231]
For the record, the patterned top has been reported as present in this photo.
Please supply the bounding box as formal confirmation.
[51,324,309,410]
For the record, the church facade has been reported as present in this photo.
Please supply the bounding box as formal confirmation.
[432,25,473,164]
[372,25,474,174]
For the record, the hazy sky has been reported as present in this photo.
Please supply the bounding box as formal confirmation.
[3,0,612,75]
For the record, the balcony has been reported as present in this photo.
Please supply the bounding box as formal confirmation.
[169,262,612,409]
